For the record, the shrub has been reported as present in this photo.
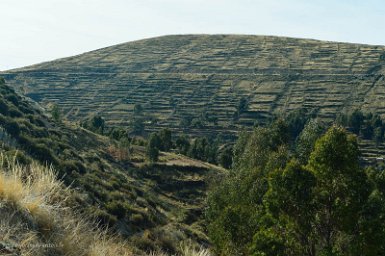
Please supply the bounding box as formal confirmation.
[7,106,22,117]
[0,99,9,115]
[5,94,19,106]
[92,208,117,227]
[130,213,144,224]
[59,160,86,175]
[0,115,20,137]
[106,201,129,219]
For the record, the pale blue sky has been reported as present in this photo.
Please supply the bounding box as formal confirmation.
[1,0,384,70]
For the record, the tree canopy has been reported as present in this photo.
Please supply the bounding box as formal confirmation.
[206,124,385,255]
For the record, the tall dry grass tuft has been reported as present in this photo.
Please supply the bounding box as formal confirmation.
[0,154,133,256]
[147,241,211,256]
[179,241,211,256]
[0,155,63,231]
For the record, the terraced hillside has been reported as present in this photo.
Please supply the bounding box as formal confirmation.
[2,35,385,137]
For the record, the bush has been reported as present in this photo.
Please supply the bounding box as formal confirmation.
[92,208,117,227]
[59,160,86,175]
[0,115,20,137]
[0,99,9,115]
[29,143,58,165]
[6,94,20,106]
[7,106,22,117]
[106,201,129,219]
[130,213,144,224]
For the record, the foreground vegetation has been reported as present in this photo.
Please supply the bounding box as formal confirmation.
[0,157,132,255]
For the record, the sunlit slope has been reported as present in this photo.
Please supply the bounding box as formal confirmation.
[3,35,385,136]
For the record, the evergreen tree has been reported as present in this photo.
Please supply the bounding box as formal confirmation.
[130,117,145,135]
[133,103,143,115]
[175,135,190,155]
[307,126,370,254]
[295,119,324,164]
[91,115,105,134]
[51,104,61,122]
[348,109,364,134]
[218,146,233,169]
[158,129,172,151]
[285,108,309,140]
[146,133,160,162]
[263,160,316,255]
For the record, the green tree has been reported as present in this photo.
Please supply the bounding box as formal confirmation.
[285,108,309,140]
[158,129,172,151]
[179,114,193,127]
[348,109,364,134]
[218,146,233,169]
[51,104,61,122]
[233,97,248,120]
[130,117,145,135]
[358,168,385,254]
[133,103,143,115]
[307,126,370,254]
[146,133,160,162]
[91,115,105,134]
[238,97,248,114]
[295,119,324,164]
[206,123,289,255]
[175,135,190,155]
[207,123,385,255]
[270,119,290,148]
[82,114,105,134]
[232,130,249,169]
[263,160,316,255]
[249,228,286,256]
[374,126,384,145]
[189,137,208,160]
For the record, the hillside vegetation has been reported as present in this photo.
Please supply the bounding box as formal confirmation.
[0,78,219,254]
[2,35,385,138]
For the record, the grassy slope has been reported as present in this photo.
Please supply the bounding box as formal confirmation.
[2,35,385,139]
[0,78,222,254]
[0,159,133,256]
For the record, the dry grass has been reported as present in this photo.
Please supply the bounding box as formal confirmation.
[147,242,211,256]
[179,244,211,256]
[0,154,133,256]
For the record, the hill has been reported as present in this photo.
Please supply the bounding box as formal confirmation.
[0,78,221,254]
[2,35,385,138]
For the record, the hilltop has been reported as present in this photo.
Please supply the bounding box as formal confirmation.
[2,35,385,138]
